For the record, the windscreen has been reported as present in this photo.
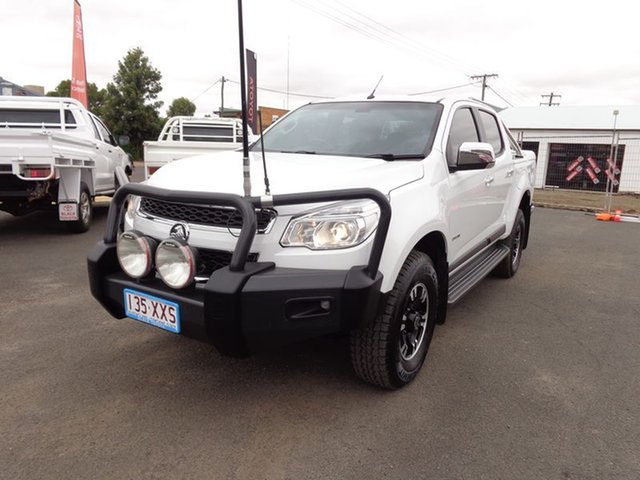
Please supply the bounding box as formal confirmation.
[252,101,443,158]
[0,109,76,128]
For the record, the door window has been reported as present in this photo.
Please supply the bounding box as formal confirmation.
[92,115,117,146]
[478,110,504,155]
[446,108,479,166]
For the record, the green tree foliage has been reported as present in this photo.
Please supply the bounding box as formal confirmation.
[46,80,108,117]
[167,97,196,117]
[102,47,163,159]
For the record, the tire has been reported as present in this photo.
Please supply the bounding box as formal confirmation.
[493,209,526,278]
[350,251,438,389]
[66,183,93,233]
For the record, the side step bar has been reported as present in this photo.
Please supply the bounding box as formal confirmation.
[448,244,510,304]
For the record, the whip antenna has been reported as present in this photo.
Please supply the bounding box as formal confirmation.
[258,110,271,196]
[367,75,384,100]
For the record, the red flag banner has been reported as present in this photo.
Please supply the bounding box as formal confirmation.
[245,49,257,133]
[71,0,88,108]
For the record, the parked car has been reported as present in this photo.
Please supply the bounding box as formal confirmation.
[143,116,253,179]
[88,96,536,388]
[0,96,131,232]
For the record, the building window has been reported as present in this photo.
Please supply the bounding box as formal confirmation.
[545,143,625,192]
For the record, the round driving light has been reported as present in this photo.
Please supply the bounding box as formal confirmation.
[155,238,197,289]
[117,230,156,278]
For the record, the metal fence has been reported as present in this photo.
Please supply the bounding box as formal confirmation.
[514,130,640,213]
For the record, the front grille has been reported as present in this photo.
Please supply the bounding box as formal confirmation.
[139,198,276,233]
[197,248,258,277]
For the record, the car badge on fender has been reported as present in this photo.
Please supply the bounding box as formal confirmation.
[170,223,190,242]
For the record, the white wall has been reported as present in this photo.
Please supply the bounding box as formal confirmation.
[511,129,640,193]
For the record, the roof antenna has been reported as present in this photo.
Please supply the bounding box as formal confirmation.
[367,75,384,100]
[257,110,271,196]
[236,0,251,197]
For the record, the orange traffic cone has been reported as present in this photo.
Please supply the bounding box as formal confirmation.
[614,210,622,222]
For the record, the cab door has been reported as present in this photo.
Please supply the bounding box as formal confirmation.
[90,114,118,191]
[87,114,112,190]
[445,106,499,265]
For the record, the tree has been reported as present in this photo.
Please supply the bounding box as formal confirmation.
[46,80,107,117]
[167,97,196,117]
[102,47,163,159]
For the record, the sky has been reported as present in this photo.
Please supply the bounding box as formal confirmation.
[4,0,640,116]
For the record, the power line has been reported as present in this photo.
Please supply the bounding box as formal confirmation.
[291,0,475,75]
[328,0,480,74]
[225,78,332,99]
[190,78,221,103]
[487,85,514,107]
[494,78,530,104]
[408,81,481,96]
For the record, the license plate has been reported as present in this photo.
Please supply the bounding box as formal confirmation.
[58,202,78,221]
[123,289,181,334]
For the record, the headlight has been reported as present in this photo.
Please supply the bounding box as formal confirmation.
[155,238,198,289]
[124,195,140,226]
[117,230,156,278]
[280,200,380,250]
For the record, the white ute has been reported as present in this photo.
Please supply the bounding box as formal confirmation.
[143,116,251,179]
[0,96,132,232]
[89,96,536,389]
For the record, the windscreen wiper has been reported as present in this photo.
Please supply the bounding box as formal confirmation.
[279,150,317,154]
[366,153,425,161]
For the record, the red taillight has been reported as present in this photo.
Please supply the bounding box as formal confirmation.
[148,167,160,175]
[23,167,52,178]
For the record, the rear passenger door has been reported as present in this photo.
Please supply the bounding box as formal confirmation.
[477,109,513,225]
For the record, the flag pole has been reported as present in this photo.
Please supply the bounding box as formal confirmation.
[237,0,251,197]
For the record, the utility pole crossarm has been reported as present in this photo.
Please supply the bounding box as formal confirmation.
[469,73,498,101]
[540,92,561,106]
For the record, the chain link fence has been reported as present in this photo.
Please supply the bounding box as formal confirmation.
[513,131,640,213]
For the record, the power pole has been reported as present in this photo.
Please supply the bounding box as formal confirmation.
[469,73,498,101]
[540,92,561,106]
[220,76,226,115]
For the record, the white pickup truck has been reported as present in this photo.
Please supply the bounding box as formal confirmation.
[0,96,132,232]
[89,96,536,389]
[143,116,251,179]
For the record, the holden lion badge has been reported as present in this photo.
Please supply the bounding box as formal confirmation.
[170,223,190,242]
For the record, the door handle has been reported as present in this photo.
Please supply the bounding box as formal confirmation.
[506,168,515,177]
[484,176,495,186]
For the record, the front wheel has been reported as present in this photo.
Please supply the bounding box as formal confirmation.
[66,183,93,233]
[350,251,439,389]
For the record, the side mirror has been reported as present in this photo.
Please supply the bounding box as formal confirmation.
[118,135,130,146]
[453,142,495,171]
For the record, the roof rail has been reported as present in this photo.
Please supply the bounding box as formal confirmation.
[0,96,86,109]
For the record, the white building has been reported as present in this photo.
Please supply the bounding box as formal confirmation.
[500,106,640,193]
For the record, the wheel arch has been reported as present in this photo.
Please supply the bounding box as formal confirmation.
[412,231,449,325]
[519,190,532,249]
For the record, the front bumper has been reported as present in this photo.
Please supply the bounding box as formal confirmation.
[88,181,391,357]
[89,241,382,356]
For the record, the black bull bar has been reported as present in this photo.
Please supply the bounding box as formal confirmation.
[88,183,392,356]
